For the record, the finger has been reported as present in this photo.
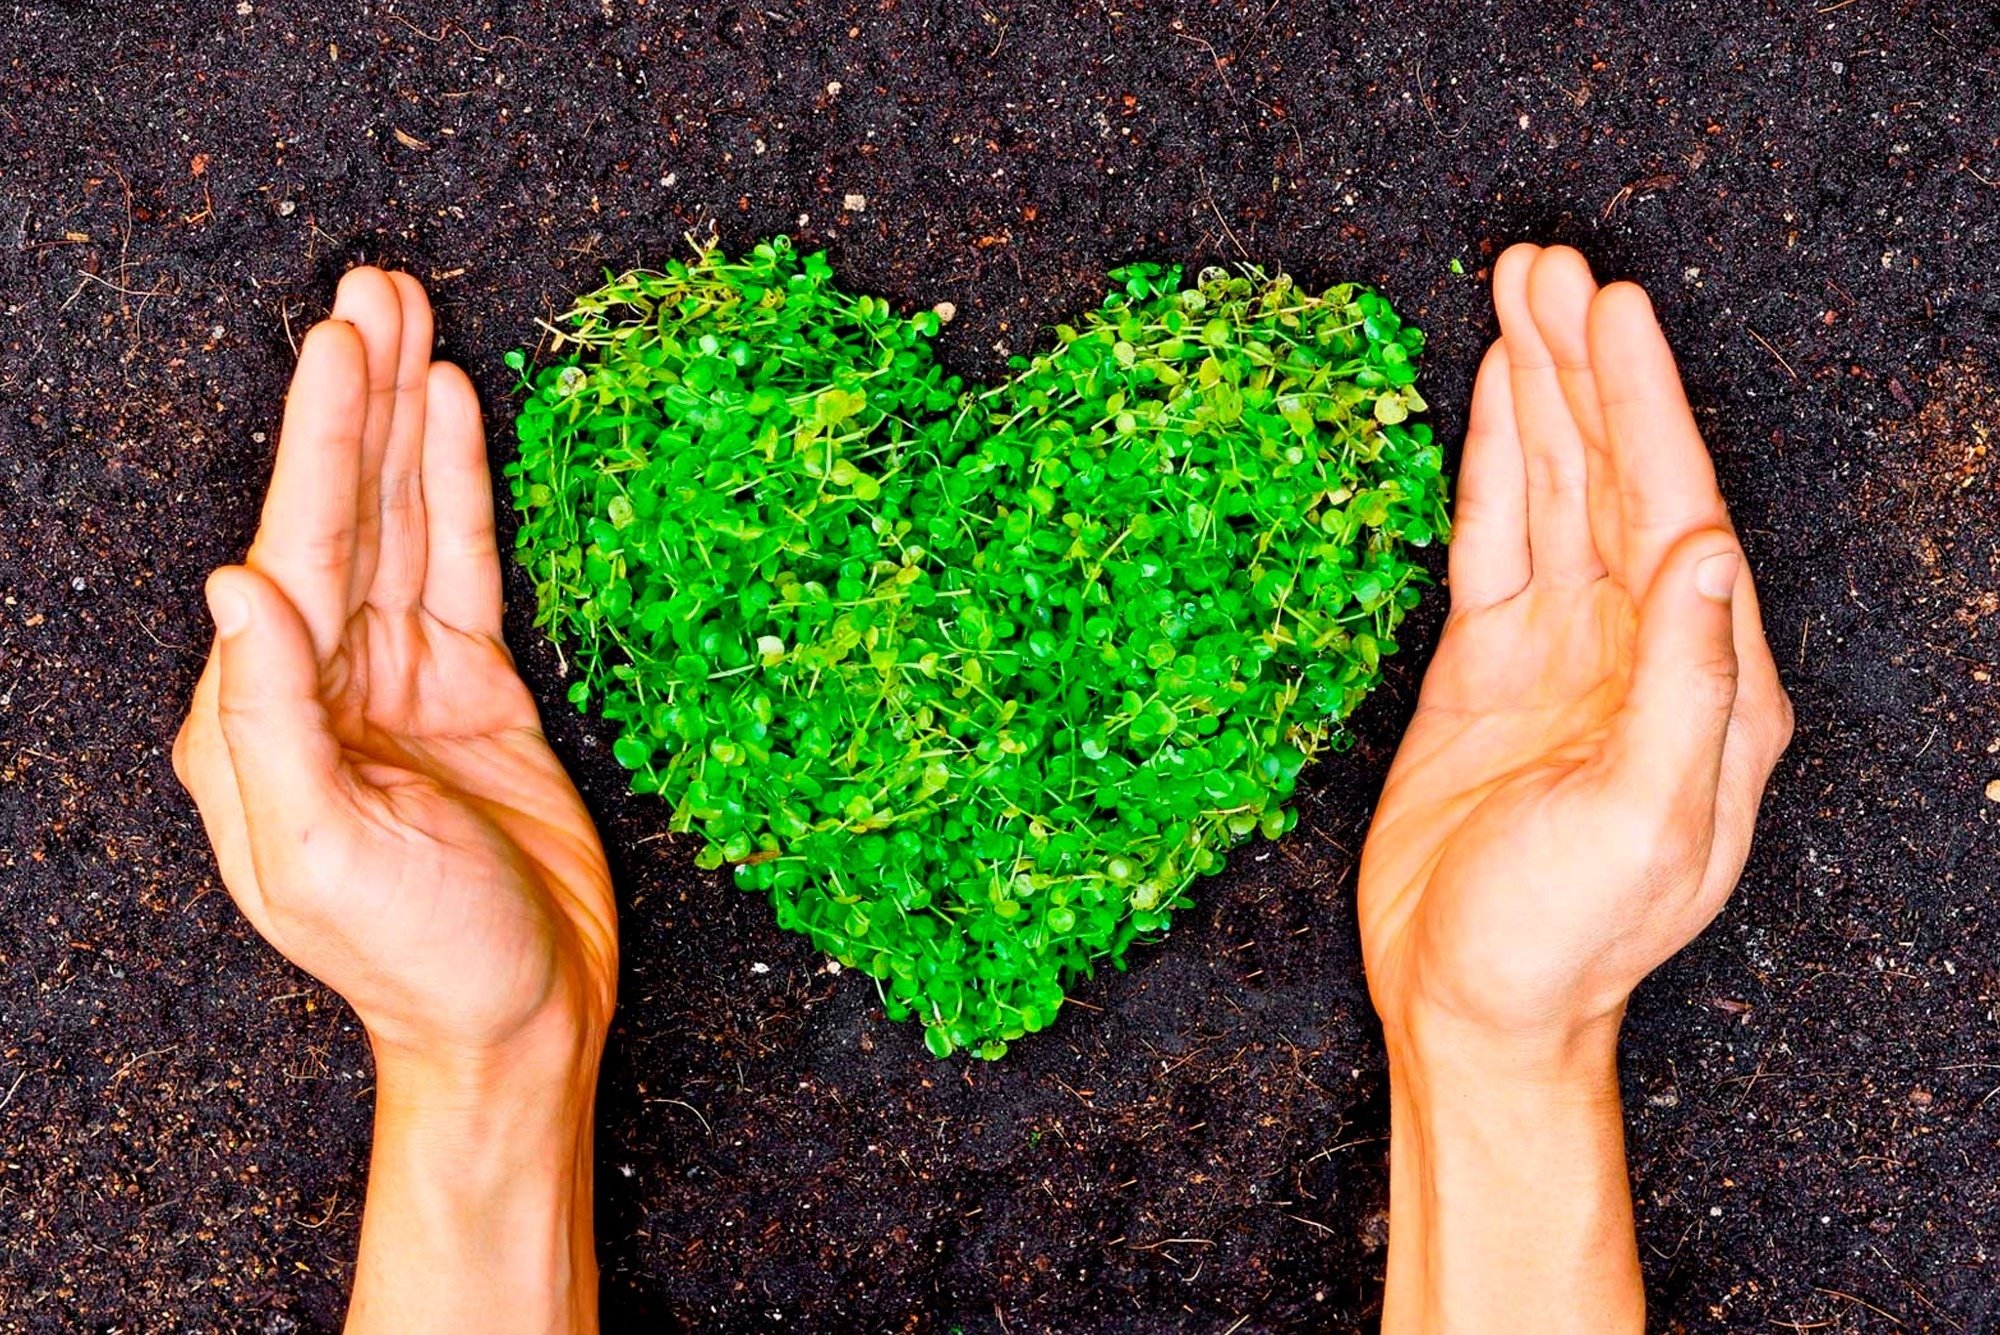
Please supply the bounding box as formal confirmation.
[1693,563,1795,911]
[420,362,506,637]
[364,272,436,614]
[173,653,278,937]
[329,267,407,613]
[1446,341,1531,609]
[206,565,355,882]
[247,319,368,658]
[1493,243,1605,586]
[1589,282,1730,601]
[1603,528,1743,819]
[1525,246,1624,578]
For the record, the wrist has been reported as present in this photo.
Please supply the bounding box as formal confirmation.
[362,957,612,1094]
[1383,1000,1623,1097]
[349,1008,603,1333]
[1381,1005,1641,1334]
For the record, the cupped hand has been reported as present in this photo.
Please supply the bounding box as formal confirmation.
[1358,245,1793,1055]
[173,268,616,1066]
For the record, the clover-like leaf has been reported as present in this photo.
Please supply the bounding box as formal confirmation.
[506,238,1450,1058]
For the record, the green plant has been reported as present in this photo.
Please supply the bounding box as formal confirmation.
[505,237,1447,1057]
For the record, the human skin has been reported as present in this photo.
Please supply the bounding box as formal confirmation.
[1358,244,1794,1331]
[172,268,616,1335]
[173,248,1787,1330]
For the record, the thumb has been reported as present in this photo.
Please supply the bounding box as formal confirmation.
[206,565,352,863]
[1606,529,1743,810]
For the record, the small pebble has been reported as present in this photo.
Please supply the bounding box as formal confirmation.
[750,962,770,974]
[826,80,842,96]
[276,200,296,217]
[842,192,867,212]
[932,300,956,324]
[1984,778,2000,802]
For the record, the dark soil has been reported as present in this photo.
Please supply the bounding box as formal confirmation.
[3,1,1997,1330]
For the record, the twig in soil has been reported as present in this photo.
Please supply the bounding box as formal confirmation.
[132,612,192,654]
[0,1068,25,1113]
[1813,0,1859,12]
[1814,1289,1905,1327]
[646,1097,713,1136]
[1747,327,1800,381]
[1172,30,1233,96]
[1205,194,1250,261]
[107,1045,180,1091]
[1866,1243,1964,1331]
[1306,1134,1384,1163]
[1413,56,1463,140]
[1250,94,1307,165]
[383,9,524,53]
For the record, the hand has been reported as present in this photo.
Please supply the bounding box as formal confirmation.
[1357,245,1792,1333]
[173,268,616,1066]
[172,268,615,1332]
[1360,244,1791,1055]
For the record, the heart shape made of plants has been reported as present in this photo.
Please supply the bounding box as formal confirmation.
[506,237,1448,1057]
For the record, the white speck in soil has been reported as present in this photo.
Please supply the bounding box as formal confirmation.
[843,192,866,211]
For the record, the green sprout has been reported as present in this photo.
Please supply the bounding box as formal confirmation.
[506,236,1448,1058]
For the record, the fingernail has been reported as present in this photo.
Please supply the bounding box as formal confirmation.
[207,580,249,635]
[1694,551,1740,603]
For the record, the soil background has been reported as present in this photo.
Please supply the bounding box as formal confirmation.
[3,0,1998,1330]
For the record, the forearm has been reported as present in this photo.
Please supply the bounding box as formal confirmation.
[346,1024,603,1335]
[1381,1013,1642,1334]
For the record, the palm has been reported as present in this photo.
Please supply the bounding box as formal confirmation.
[176,269,614,1054]
[1356,246,1790,1042]
[1363,586,1656,1031]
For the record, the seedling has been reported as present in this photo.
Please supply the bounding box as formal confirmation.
[507,237,1447,1057]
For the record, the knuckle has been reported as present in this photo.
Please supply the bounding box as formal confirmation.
[212,693,261,744]
[170,719,195,785]
[1686,652,1740,713]
[1526,449,1588,499]
[1768,688,1797,752]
